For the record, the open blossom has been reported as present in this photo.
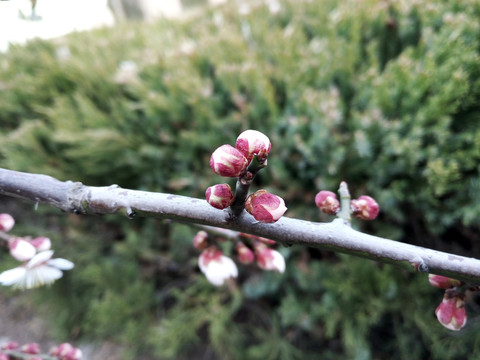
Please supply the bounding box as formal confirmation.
[235,130,271,163]
[351,195,379,220]
[0,250,74,289]
[210,145,248,177]
[435,293,467,331]
[205,184,235,209]
[9,238,36,262]
[0,214,15,232]
[254,243,285,273]
[315,190,340,215]
[245,190,287,223]
[428,274,463,289]
[198,246,238,286]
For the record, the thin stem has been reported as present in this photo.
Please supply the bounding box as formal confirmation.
[229,155,267,218]
[337,181,351,225]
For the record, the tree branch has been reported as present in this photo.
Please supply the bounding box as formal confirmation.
[1,167,479,283]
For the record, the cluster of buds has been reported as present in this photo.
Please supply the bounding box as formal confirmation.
[315,183,379,221]
[428,274,469,331]
[0,214,74,290]
[193,230,285,286]
[206,130,287,223]
[0,341,82,360]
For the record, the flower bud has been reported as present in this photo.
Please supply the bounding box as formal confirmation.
[0,353,10,360]
[193,231,209,250]
[254,243,285,273]
[210,145,248,177]
[9,238,36,262]
[30,237,52,252]
[51,343,83,360]
[315,190,340,215]
[20,343,40,354]
[205,184,235,209]
[245,190,287,223]
[351,195,379,220]
[435,292,467,331]
[1,342,18,351]
[236,242,255,264]
[0,214,15,232]
[198,246,238,286]
[428,274,463,289]
[235,130,271,163]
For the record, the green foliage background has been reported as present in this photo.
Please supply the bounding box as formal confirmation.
[1,0,480,358]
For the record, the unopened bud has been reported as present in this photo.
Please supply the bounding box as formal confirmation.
[9,238,36,262]
[254,243,285,273]
[198,246,238,286]
[205,184,235,209]
[245,190,287,223]
[20,343,40,354]
[193,231,209,250]
[210,145,248,177]
[315,190,340,215]
[351,195,379,220]
[435,292,467,331]
[428,274,463,289]
[235,130,271,163]
[0,214,14,232]
[30,237,52,252]
[236,242,255,264]
[1,342,18,351]
[0,354,10,360]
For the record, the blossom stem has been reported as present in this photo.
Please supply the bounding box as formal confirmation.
[229,155,267,218]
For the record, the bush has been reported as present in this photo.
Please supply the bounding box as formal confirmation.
[1,0,480,358]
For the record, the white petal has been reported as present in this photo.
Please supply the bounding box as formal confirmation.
[26,250,54,268]
[271,251,286,273]
[203,256,238,286]
[0,267,27,286]
[48,258,74,270]
[23,266,63,289]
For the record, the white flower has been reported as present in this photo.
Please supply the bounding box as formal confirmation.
[198,247,238,286]
[0,250,74,289]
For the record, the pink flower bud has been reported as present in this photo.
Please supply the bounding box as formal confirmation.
[52,343,83,360]
[435,293,467,331]
[9,238,36,262]
[0,353,10,360]
[30,237,52,252]
[193,231,209,250]
[1,342,18,351]
[236,242,255,264]
[198,246,238,286]
[254,243,285,273]
[428,274,463,289]
[245,190,287,223]
[20,343,40,354]
[205,184,235,210]
[351,195,379,220]
[235,130,271,163]
[210,145,248,177]
[315,191,340,215]
[0,214,15,232]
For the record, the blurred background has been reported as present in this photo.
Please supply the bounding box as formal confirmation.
[1,0,480,359]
